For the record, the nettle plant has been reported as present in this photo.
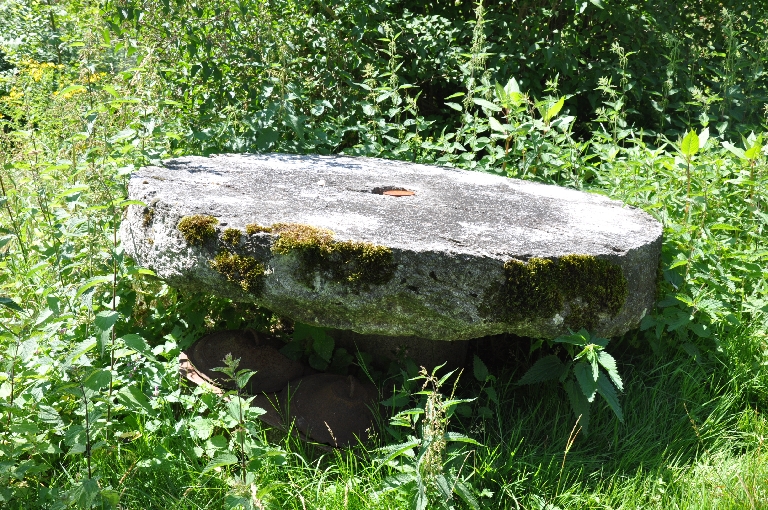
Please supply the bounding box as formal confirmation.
[518,329,624,435]
[374,365,484,510]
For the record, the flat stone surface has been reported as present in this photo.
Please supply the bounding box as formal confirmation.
[120,153,662,340]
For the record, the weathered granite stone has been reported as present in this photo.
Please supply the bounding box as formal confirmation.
[120,153,662,340]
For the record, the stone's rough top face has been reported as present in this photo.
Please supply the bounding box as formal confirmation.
[120,153,663,340]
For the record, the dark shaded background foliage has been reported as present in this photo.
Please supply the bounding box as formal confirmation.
[97,0,768,154]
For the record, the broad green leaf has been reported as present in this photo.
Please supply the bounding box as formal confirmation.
[472,98,502,112]
[312,333,334,363]
[554,329,590,346]
[518,355,566,385]
[0,235,13,250]
[94,310,119,331]
[202,452,238,474]
[121,334,156,361]
[55,185,89,199]
[415,480,428,510]
[680,130,699,157]
[698,126,709,148]
[118,384,153,414]
[690,323,711,338]
[574,362,597,402]
[0,296,22,312]
[435,474,453,501]
[722,140,746,159]
[745,134,764,160]
[709,223,741,231]
[235,369,257,390]
[444,432,481,445]
[504,77,521,96]
[597,351,623,391]
[473,355,489,382]
[83,369,111,391]
[38,405,63,426]
[75,275,112,298]
[545,96,565,122]
[189,418,214,440]
[488,116,505,132]
[596,370,624,422]
[563,379,591,435]
[454,479,481,510]
[445,101,463,111]
[226,396,254,422]
[57,84,87,96]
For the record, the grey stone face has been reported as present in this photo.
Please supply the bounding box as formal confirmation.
[120,153,662,340]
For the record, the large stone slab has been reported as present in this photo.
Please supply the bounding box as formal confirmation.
[120,153,662,340]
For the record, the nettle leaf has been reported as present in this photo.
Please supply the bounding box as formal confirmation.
[94,310,119,331]
[226,396,255,423]
[121,334,156,361]
[75,275,113,298]
[574,362,598,402]
[234,369,257,390]
[473,355,489,382]
[554,329,590,346]
[596,370,624,422]
[83,369,112,391]
[118,384,153,414]
[563,379,591,435]
[454,479,481,510]
[189,418,214,440]
[518,355,566,385]
[597,351,623,392]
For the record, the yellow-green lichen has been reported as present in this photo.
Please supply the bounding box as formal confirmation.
[491,254,627,330]
[245,224,274,235]
[221,228,242,247]
[177,215,218,246]
[270,223,396,285]
[210,252,265,294]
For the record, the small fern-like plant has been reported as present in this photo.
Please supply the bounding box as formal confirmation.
[518,329,624,435]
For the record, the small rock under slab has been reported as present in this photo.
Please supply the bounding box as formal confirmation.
[280,373,378,448]
[185,329,305,393]
[181,331,378,448]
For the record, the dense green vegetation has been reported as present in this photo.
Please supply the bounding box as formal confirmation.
[1,0,767,508]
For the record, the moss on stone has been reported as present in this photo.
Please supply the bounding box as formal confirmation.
[177,214,218,246]
[221,228,242,247]
[245,224,273,235]
[492,254,627,331]
[270,223,396,286]
[209,252,265,294]
[142,207,154,227]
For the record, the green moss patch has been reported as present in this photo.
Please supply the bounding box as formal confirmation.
[177,214,218,246]
[209,252,265,294]
[493,254,628,330]
[221,228,242,246]
[245,224,273,235]
[270,223,396,286]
